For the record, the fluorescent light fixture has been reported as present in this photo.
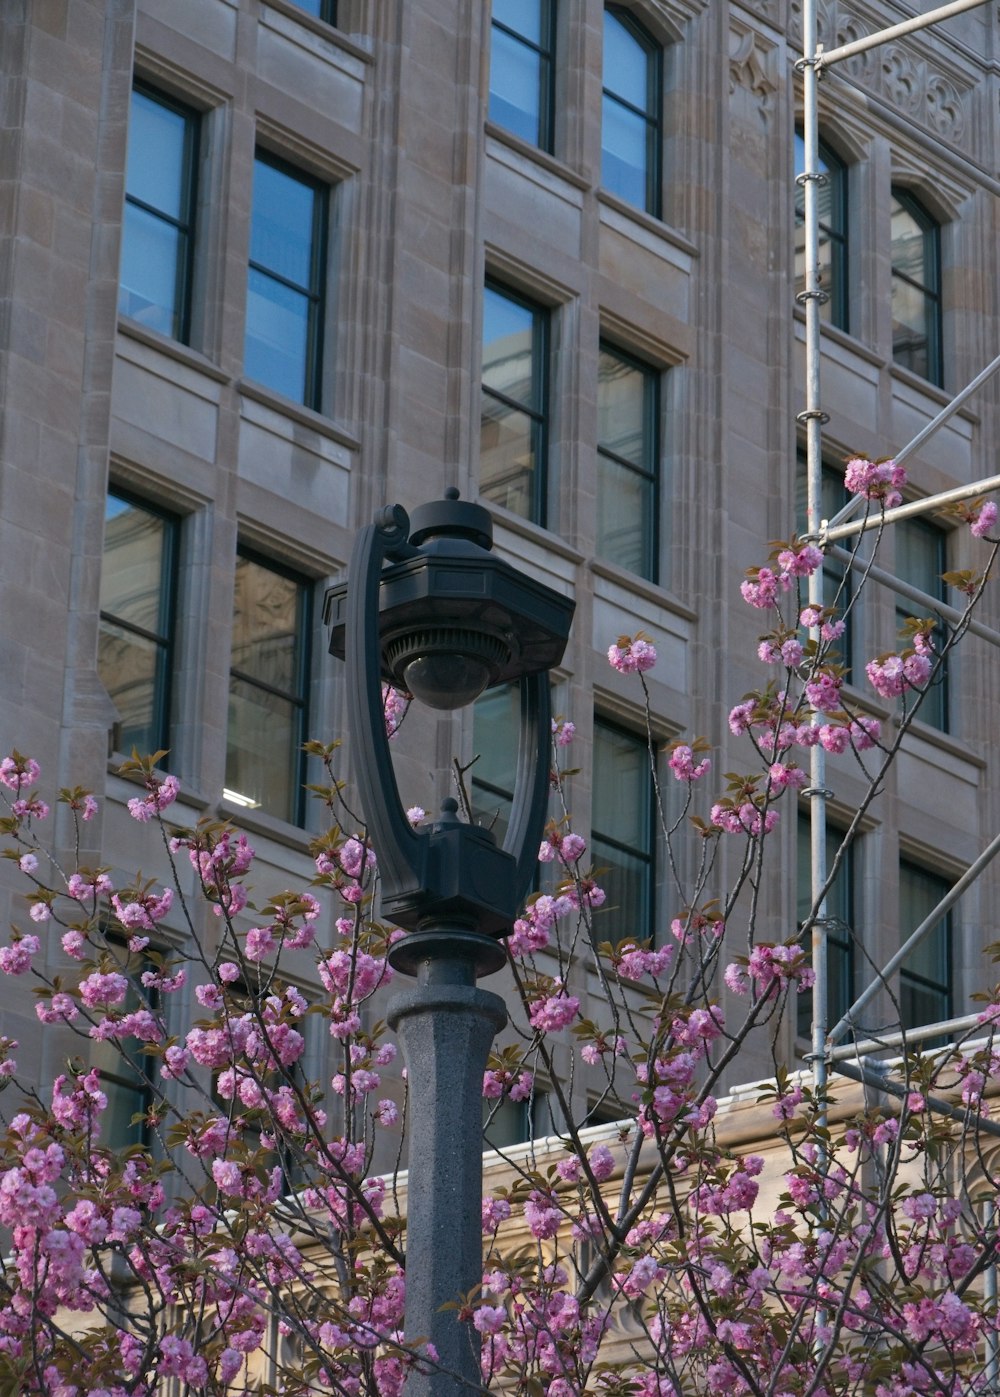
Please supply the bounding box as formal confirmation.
[222,787,261,809]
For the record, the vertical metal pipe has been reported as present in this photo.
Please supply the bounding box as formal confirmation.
[798,0,831,1363]
[799,0,828,1111]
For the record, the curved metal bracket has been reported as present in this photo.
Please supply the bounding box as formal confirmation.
[505,671,552,907]
[345,508,425,903]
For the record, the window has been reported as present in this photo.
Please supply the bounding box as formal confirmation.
[795,461,853,675]
[289,0,336,21]
[797,813,854,1038]
[226,551,312,824]
[480,281,549,524]
[489,0,556,150]
[470,683,519,842]
[794,134,848,331]
[601,6,662,217]
[891,189,942,386]
[597,343,659,581]
[484,1089,551,1148]
[899,859,952,1034]
[245,153,328,409]
[592,720,655,941]
[119,85,199,341]
[99,492,178,758]
[93,938,158,1150]
[895,515,948,730]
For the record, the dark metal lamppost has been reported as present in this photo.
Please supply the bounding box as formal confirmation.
[324,490,574,1396]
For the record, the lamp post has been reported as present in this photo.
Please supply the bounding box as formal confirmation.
[324,490,574,1396]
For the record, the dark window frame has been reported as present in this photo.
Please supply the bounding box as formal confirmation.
[480,278,550,527]
[895,513,949,732]
[890,187,943,388]
[99,489,180,760]
[794,132,849,332]
[591,716,657,944]
[120,82,200,343]
[246,149,329,411]
[601,5,663,219]
[898,857,953,1039]
[227,547,314,826]
[597,340,660,583]
[488,0,557,152]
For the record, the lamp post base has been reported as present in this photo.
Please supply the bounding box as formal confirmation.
[387,936,507,1397]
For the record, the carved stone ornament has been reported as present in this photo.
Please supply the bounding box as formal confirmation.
[790,0,971,150]
[730,24,778,119]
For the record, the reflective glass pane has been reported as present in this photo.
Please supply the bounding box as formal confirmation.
[591,837,650,938]
[598,351,645,466]
[480,394,535,519]
[471,683,520,842]
[231,557,300,694]
[250,161,318,289]
[128,90,188,217]
[593,725,648,849]
[98,621,159,756]
[596,453,650,577]
[493,0,543,44]
[896,517,944,598]
[601,96,648,209]
[226,678,297,820]
[245,269,310,403]
[891,201,927,285]
[100,498,168,632]
[603,10,647,105]
[900,862,951,1021]
[489,27,543,145]
[482,288,536,406]
[119,203,183,337]
[891,277,930,379]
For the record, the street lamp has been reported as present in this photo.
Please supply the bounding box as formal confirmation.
[324,489,574,1395]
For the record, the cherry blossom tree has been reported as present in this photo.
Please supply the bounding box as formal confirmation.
[0,461,999,1396]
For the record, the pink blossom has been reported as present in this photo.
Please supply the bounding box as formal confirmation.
[805,671,842,713]
[529,987,580,1033]
[588,1143,615,1181]
[844,456,906,508]
[668,744,711,782]
[818,724,851,754]
[740,567,785,609]
[971,499,998,538]
[0,754,40,791]
[474,1305,507,1335]
[551,717,576,746]
[375,1099,399,1127]
[867,652,930,699]
[482,1196,512,1232]
[18,853,37,874]
[778,543,824,578]
[767,761,807,792]
[126,773,179,822]
[0,935,40,976]
[524,1190,562,1238]
[79,971,129,1008]
[607,634,657,674]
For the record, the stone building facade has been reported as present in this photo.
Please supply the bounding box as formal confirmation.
[0,0,998,1150]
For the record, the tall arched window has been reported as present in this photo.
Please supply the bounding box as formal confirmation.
[890,188,942,386]
[794,133,848,331]
[601,6,662,217]
[489,0,556,152]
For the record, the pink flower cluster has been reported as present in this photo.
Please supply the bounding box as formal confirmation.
[667,744,711,782]
[971,499,998,538]
[528,982,580,1033]
[126,772,179,822]
[607,634,657,674]
[866,650,932,699]
[844,455,907,508]
[724,943,815,997]
[711,801,780,837]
